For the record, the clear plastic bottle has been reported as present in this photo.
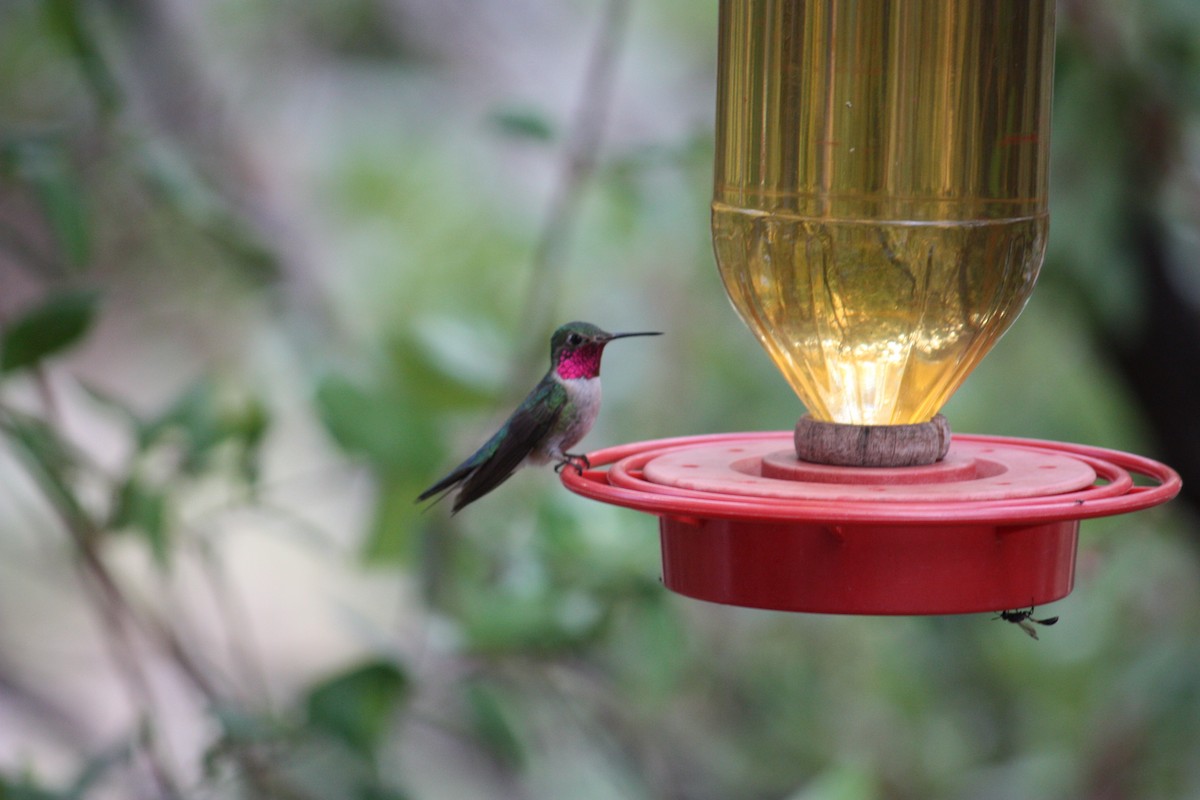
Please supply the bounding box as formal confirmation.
[712,0,1055,425]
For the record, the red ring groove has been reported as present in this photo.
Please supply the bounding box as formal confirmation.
[562,433,1179,526]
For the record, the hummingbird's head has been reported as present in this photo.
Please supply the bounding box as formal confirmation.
[551,321,661,380]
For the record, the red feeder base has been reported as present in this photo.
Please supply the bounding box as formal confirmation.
[658,517,1077,615]
[560,432,1180,615]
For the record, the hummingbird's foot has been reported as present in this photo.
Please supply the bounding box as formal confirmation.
[554,453,591,476]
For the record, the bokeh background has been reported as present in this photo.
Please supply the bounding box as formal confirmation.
[2,1,1200,798]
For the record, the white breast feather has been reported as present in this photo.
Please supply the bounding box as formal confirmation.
[532,376,600,464]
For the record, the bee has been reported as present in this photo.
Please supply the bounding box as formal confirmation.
[994,606,1059,640]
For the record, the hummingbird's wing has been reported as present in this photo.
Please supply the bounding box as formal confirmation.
[417,378,566,513]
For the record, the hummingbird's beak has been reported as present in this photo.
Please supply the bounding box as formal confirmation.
[605,331,663,341]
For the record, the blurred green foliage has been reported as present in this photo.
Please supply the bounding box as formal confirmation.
[0,289,98,373]
[0,137,91,271]
[1,0,1199,799]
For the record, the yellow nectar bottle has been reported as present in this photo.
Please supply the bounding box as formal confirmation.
[712,0,1055,425]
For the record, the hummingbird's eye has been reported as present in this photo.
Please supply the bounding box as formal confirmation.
[566,332,583,346]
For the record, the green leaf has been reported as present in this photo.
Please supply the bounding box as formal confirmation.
[358,786,412,800]
[140,380,222,465]
[0,409,89,530]
[460,590,607,655]
[133,141,279,285]
[210,704,283,744]
[487,107,556,142]
[43,0,122,114]
[612,589,688,702]
[315,376,404,465]
[231,395,270,489]
[2,138,91,270]
[360,473,426,565]
[109,479,170,568]
[306,660,409,757]
[784,763,879,800]
[139,380,269,478]
[1,290,99,373]
[464,680,526,770]
[316,375,442,470]
[317,337,500,564]
[0,775,65,800]
[203,705,289,778]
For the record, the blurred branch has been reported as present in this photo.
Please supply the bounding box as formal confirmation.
[0,659,92,752]
[93,0,338,340]
[193,535,275,711]
[0,403,185,798]
[45,0,123,115]
[0,395,320,800]
[0,217,64,279]
[514,0,633,381]
[76,553,185,799]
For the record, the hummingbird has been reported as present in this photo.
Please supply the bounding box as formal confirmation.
[417,321,661,513]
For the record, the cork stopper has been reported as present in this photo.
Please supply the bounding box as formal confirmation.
[794,414,951,467]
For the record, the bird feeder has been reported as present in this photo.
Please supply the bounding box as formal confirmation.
[561,0,1180,614]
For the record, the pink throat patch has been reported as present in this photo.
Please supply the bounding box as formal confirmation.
[557,344,603,380]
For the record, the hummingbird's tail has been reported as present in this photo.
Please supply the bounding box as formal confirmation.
[416,473,462,502]
[416,464,474,509]
[417,455,519,513]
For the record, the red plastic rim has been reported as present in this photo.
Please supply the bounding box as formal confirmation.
[559,432,1181,615]
[562,432,1179,526]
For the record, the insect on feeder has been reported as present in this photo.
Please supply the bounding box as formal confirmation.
[561,0,1181,615]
